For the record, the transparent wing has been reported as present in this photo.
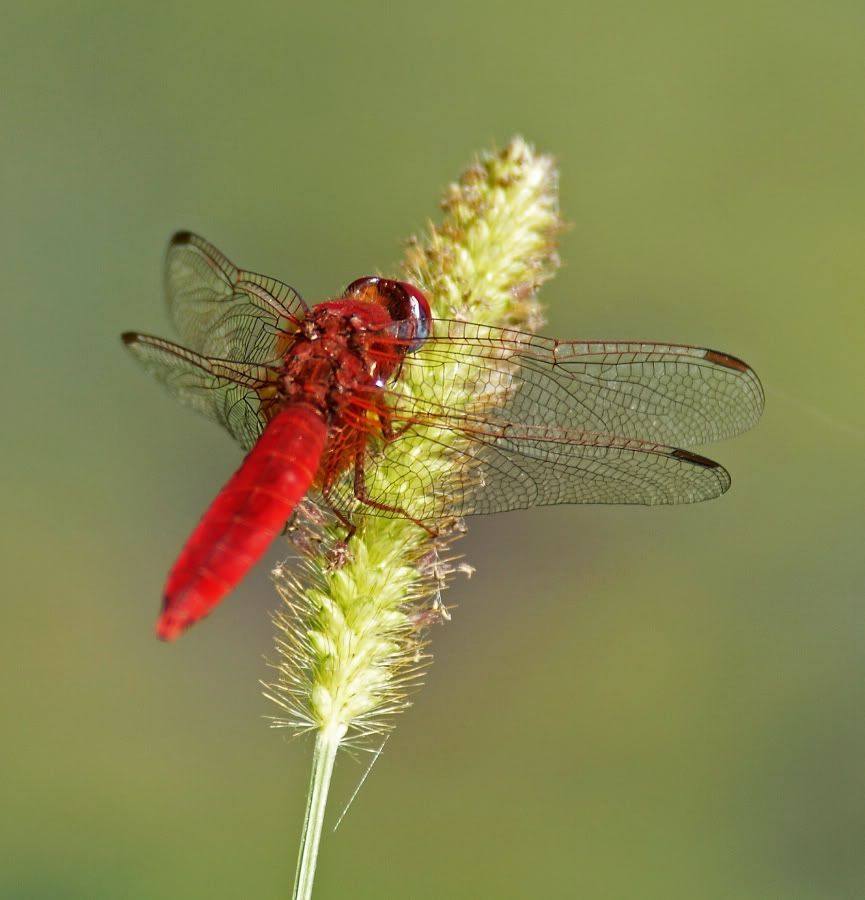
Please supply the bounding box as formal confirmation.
[122,333,272,450]
[328,423,731,521]
[165,231,309,364]
[397,321,764,446]
[323,318,759,521]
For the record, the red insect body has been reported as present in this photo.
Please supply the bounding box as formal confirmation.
[157,404,327,640]
[123,233,763,641]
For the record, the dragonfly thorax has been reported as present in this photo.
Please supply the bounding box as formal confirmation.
[277,301,404,424]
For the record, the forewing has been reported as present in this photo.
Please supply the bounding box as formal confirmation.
[122,333,271,450]
[165,231,309,364]
[398,321,764,446]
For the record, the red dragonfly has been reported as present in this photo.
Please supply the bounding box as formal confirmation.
[123,232,763,640]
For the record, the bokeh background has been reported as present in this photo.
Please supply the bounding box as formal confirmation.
[3,2,864,898]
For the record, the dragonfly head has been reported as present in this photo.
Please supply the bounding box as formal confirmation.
[344,276,432,353]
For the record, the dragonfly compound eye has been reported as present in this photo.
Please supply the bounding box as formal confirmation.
[344,276,432,353]
[344,276,381,298]
[395,281,432,352]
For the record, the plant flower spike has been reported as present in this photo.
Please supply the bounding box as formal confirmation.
[122,138,763,898]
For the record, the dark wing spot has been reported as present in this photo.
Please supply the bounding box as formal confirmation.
[170,230,194,247]
[670,448,721,468]
[704,349,751,373]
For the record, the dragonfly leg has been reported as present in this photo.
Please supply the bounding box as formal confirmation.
[281,497,355,564]
[306,498,356,568]
[330,504,357,541]
[352,451,438,537]
[379,414,414,442]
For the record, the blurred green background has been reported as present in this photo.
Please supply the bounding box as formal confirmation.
[3,2,864,897]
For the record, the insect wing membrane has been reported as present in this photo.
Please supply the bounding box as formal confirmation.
[122,333,270,451]
[165,232,309,364]
[399,321,764,447]
[332,420,729,521]
[333,320,761,520]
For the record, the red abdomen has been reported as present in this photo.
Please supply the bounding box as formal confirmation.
[157,404,327,640]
